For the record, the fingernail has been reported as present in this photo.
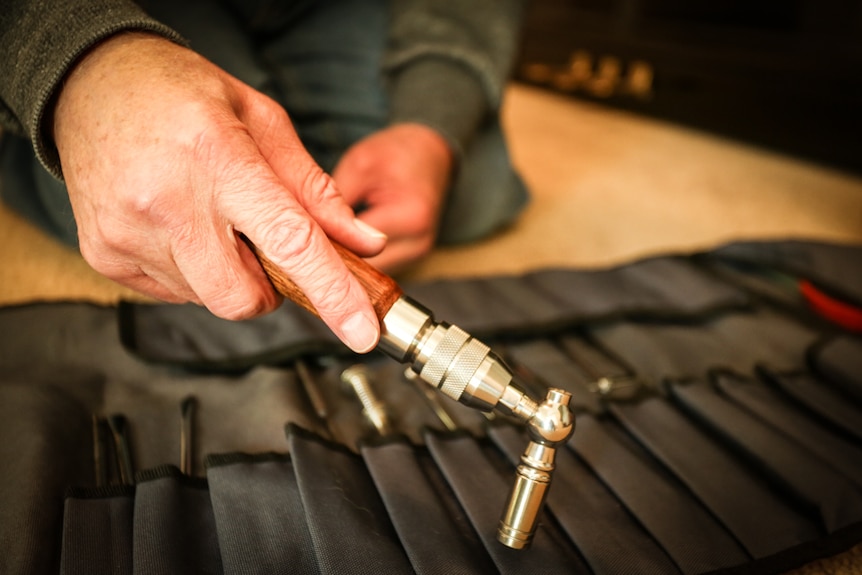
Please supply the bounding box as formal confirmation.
[353,218,387,240]
[340,311,379,353]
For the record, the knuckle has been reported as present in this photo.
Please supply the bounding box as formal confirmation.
[259,215,318,265]
[184,102,246,182]
[78,233,125,278]
[114,180,178,231]
[205,281,278,321]
[209,296,265,321]
[188,118,222,167]
[299,165,336,202]
[127,193,169,227]
[78,240,110,276]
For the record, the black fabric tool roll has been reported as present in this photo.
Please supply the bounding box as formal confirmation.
[1,239,861,575]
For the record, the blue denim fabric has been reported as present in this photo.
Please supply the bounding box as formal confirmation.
[0,0,526,248]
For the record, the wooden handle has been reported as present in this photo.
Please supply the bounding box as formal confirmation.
[249,240,403,322]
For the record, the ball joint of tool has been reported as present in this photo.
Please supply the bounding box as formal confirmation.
[497,388,574,550]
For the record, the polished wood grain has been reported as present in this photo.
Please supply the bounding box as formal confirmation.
[250,241,403,322]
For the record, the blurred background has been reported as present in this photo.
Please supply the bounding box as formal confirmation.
[515,0,862,175]
[1,0,861,298]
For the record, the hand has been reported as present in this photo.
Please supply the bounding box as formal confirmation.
[332,123,454,273]
[52,33,387,353]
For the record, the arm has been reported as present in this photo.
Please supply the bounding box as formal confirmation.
[0,0,183,173]
[333,0,526,272]
[384,0,525,156]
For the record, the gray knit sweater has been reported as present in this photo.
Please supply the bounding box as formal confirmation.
[0,0,524,180]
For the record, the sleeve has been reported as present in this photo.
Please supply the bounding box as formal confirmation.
[0,0,184,179]
[384,0,526,158]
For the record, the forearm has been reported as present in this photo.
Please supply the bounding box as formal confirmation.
[384,0,526,155]
[0,0,183,178]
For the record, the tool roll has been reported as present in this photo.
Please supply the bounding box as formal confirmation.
[1,239,861,575]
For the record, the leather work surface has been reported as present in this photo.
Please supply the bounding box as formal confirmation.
[1,239,861,575]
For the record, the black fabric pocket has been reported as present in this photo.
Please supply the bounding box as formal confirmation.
[488,424,680,575]
[808,335,862,403]
[589,308,818,388]
[609,396,820,557]
[361,439,497,575]
[287,426,414,574]
[758,366,862,443]
[670,380,862,533]
[569,414,750,574]
[716,372,862,489]
[424,431,590,575]
[206,454,318,575]
[132,466,223,575]
[404,276,555,335]
[59,487,134,575]
[118,300,343,371]
[0,383,94,575]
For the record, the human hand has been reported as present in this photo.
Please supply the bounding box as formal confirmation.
[52,33,387,352]
[332,123,453,273]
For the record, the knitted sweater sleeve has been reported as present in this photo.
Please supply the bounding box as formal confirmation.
[385,0,525,157]
[0,0,183,178]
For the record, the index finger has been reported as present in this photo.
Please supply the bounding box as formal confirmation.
[226,175,381,353]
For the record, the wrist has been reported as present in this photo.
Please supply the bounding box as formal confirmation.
[53,32,182,145]
[389,122,454,171]
[387,59,488,157]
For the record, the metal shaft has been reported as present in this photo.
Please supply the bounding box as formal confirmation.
[497,443,554,549]
[341,364,391,436]
[404,367,458,432]
[107,414,135,485]
[497,388,574,549]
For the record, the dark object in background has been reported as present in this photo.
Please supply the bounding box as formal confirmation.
[516,0,862,174]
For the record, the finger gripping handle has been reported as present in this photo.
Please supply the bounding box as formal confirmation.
[248,239,403,322]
